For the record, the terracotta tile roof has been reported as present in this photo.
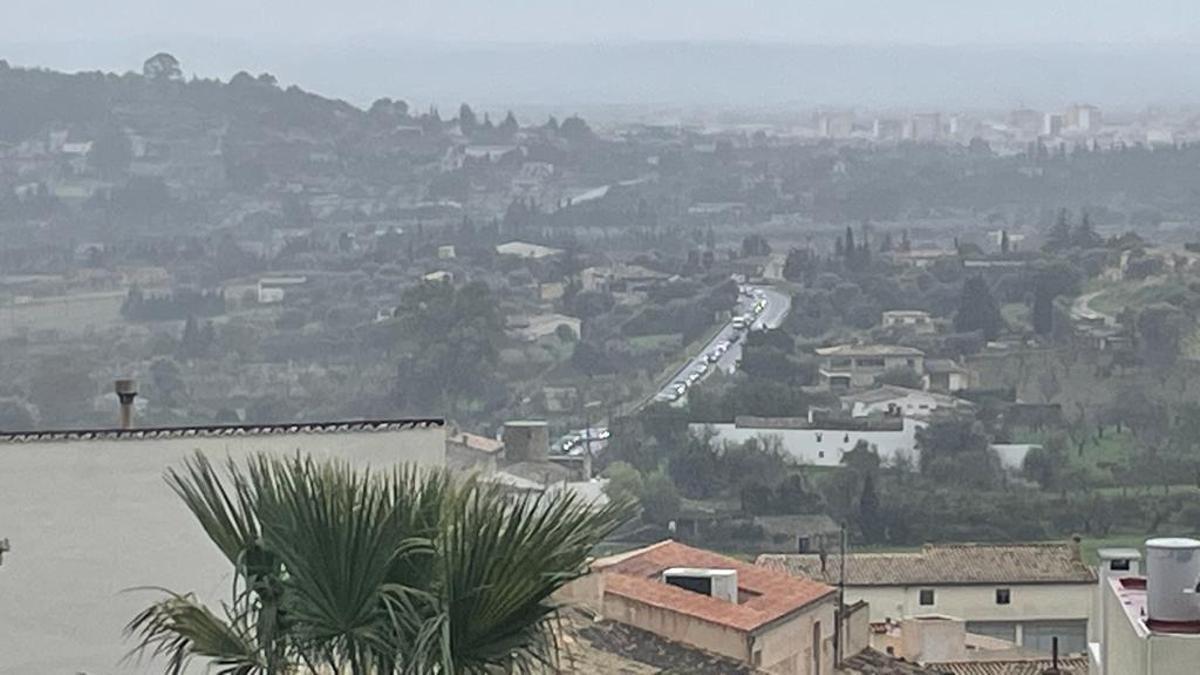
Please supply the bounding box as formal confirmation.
[595,540,835,633]
[447,431,504,454]
[757,542,1096,586]
[841,648,945,674]
[0,418,444,444]
[927,657,1088,675]
[558,607,762,674]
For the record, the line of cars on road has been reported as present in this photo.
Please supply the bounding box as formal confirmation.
[653,288,771,404]
[553,427,611,456]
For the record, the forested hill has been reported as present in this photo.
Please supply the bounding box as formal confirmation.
[0,54,378,143]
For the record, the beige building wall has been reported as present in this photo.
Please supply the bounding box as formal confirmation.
[0,425,445,674]
[846,582,1091,624]
[753,599,836,675]
[598,590,837,675]
[842,601,872,657]
[601,593,751,662]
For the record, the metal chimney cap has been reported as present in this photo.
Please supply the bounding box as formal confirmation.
[114,378,138,396]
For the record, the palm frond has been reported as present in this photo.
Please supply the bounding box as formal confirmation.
[419,481,633,673]
[124,589,266,675]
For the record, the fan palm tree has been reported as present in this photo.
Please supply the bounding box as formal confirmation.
[126,452,630,674]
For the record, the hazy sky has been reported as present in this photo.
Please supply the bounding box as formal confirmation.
[5,1,1198,111]
[4,0,1198,45]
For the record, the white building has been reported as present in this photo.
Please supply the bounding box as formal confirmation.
[908,113,942,142]
[692,414,924,467]
[257,275,307,303]
[495,240,563,260]
[0,418,446,673]
[881,310,936,334]
[1093,539,1200,675]
[759,541,1096,655]
[1066,104,1103,133]
[840,385,973,421]
[924,359,972,393]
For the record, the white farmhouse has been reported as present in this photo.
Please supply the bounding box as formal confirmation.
[692,414,924,467]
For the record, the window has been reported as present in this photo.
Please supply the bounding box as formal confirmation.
[996,588,1011,605]
[752,649,763,666]
[1110,559,1131,571]
[818,450,825,458]
[919,589,935,605]
[812,622,821,675]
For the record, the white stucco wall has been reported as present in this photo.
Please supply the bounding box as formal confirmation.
[754,599,836,675]
[0,424,445,674]
[1098,577,1200,675]
[846,582,1092,626]
[694,417,923,467]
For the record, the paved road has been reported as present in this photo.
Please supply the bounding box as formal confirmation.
[651,284,792,406]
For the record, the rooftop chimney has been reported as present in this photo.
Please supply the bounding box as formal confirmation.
[114,378,138,429]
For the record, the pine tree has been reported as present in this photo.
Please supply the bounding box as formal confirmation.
[499,111,519,137]
[1033,286,1054,335]
[858,472,882,543]
[880,232,894,253]
[179,315,205,359]
[1045,208,1073,252]
[1073,211,1103,249]
[955,276,1005,340]
[458,103,478,136]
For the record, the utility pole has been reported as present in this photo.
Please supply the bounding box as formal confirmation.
[834,522,847,667]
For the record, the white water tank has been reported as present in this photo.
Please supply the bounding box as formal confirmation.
[1145,537,1200,623]
[662,568,738,604]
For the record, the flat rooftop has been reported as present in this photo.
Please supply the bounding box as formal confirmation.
[1111,576,1200,636]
